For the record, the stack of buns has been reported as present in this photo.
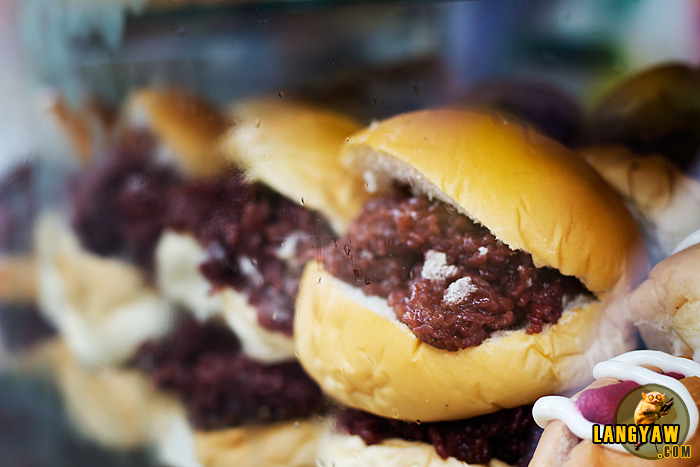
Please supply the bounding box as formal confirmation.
[293,109,646,465]
[18,60,700,467]
[31,89,370,467]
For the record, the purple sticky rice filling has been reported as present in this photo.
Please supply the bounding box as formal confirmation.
[71,138,332,335]
[134,317,323,430]
[337,406,539,466]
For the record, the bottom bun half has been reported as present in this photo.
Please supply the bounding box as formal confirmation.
[154,230,295,363]
[192,419,322,467]
[295,264,635,422]
[317,430,511,467]
[19,338,321,467]
[18,339,172,449]
[34,214,174,366]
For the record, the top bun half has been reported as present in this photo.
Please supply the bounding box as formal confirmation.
[342,110,647,293]
[123,88,230,178]
[221,98,371,233]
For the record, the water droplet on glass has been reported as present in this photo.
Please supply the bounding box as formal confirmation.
[343,244,351,255]
[391,408,400,418]
[331,237,337,247]
[364,277,371,285]
[255,118,260,128]
[353,268,360,277]
[300,197,305,206]
[294,421,300,428]
[278,90,286,98]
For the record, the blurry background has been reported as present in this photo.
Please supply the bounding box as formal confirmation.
[0,0,698,465]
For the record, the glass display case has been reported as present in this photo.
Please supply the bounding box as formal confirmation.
[1,1,699,466]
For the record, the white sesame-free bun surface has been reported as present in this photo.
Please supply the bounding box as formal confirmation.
[34,214,174,366]
[221,98,370,233]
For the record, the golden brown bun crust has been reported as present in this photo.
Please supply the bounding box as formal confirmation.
[46,96,116,165]
[193,419,321,467]
[579,145,700,260]
[222,98,370,233]
[530,375,700,467]
[124,88,229,178]
[295,264,635,422]
[626,243,700,358]
[18,339,173,449]
[344,110,646,292]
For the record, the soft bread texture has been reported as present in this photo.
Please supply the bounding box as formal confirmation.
[17,339,319,467]
[343,109,646,293]
[35,214,174,366]
[529,373,700,466]
[17,338,177,449]
[317,430,511,467]
[221,98,370,233]
[295,264,636,422]
[0,254,36,303]
[626,243,700,359]
[155,230,295,362]
[123,88,230,178]
[579,145,700,262]
[193,419,321,467]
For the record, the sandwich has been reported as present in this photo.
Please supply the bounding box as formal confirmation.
[137,97,369,467]
[36,89,370,466]
[577,146,700,265]
[531,350,700,466]
[585,62,700,172]
[294,109,647,464]
[34,87,228,366]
